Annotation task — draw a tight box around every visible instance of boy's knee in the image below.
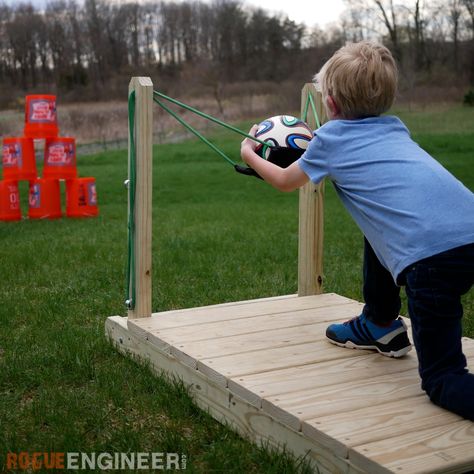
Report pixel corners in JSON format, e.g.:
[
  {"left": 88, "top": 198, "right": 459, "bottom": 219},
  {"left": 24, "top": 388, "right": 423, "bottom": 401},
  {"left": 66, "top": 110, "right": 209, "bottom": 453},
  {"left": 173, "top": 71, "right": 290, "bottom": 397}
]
[
  {"left": 421, "top": 376, "right": 444, "bottom": 406},
  {"left": 421, "top": 370, "right": 474, "bottom": 420}
]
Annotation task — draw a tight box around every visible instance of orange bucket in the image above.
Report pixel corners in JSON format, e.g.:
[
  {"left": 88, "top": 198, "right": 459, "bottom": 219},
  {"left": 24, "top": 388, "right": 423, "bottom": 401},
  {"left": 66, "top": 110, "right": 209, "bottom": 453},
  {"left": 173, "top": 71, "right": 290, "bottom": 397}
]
[
  {"left": 2, "top": 137, "right": 37, "bottom": 181},
  {"left": 0, "top": 180, "right": 21, "bottom": 221},
  {"left": 28, "top": 178, "right": 62, "bottom": 219},
  {"left": 66, "top": 177, "right": 98, "bottom": 217},
  {"left": 43, "top": 137, "right": 77, "bottom": 179},
  {"left": 24, "top": 95, "right": 59, "bottom": 138}
]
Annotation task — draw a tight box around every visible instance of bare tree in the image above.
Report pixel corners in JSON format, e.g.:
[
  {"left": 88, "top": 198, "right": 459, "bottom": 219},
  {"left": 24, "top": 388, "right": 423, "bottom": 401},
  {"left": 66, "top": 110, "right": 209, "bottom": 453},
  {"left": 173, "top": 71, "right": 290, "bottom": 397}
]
[
  {"left": 6, "top": 4, "right": 40, "bottom": 90},
  {"left": 0, "top": 0, "right": 472, "bottom": 101},
  {"left": 461, "top": 0, "right": 474, "bottom": 82},
  {"left": 412, "top": 0, "right": 427, "bottom": 70},
  {"left": 447, "top": 0, "right": 463, "bottom": 70},
  {"left": 463, "top": 0, "right": 474, "bottom": 36},
  {"left": 373, "top": 0, "right": 403, "bottom": 59}
]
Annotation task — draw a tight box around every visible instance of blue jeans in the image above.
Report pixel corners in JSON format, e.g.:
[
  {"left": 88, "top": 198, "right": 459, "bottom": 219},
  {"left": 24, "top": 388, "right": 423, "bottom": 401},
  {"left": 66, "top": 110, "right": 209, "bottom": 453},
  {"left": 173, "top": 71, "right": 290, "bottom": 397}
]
[{"left": 362, "top": 238, "right": 474, "bottom": 420}]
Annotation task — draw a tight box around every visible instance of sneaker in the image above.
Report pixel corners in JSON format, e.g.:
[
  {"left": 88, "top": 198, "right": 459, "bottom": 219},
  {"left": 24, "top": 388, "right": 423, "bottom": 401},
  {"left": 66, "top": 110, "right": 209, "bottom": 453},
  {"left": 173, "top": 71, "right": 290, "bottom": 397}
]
[{"left": 326, "top": 313, "right": 412, "bottom": 358}]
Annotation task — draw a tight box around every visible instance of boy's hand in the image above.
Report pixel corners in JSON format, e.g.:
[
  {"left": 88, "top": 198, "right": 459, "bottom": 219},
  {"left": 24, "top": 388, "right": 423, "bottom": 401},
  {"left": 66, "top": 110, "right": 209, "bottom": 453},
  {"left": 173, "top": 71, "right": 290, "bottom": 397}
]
[
  {"left": 238, "top": 123, "right": 309, "bottom": 192},
  {"left": 240, "top": 125, "right": 259, "bottom": 163}
]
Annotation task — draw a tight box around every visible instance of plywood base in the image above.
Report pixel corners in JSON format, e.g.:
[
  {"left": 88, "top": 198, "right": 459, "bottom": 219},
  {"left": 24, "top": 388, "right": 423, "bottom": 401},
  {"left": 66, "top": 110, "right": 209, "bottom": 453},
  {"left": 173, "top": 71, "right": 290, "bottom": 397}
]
[{"left": 105, "top": 293, "right": 474, "bottom": 474}]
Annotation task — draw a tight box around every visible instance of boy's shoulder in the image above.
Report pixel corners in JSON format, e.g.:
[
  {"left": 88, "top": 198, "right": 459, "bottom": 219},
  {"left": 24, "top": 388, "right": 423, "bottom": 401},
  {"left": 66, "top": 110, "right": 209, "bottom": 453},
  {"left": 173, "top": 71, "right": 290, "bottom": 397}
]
[
  {"left": 317, "top": 115, "right": 409, "bottom": 139},
  {"left": 321, "top": 115, "right": 404, "bottom": 128}
]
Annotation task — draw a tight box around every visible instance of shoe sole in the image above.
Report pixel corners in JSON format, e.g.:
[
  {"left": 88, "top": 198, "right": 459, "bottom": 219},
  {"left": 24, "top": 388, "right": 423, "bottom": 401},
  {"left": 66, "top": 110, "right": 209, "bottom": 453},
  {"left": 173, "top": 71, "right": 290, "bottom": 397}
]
[{"left": 326, "top": 337, "right": 412, "bottom": 358}]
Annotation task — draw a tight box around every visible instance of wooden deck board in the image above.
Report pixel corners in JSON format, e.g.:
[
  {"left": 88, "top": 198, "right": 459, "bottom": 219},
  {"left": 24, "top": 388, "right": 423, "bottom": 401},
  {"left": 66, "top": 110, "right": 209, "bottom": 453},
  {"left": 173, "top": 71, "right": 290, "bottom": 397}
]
[
  {"left": 158, "top": 302, "right": 362, "bottom": 349},
  {"left": 304, "top": 395, "right": 462, "bottom": 451},
  {"left": 199, "top": 340, "right": 373, "bottom": 387},
  {"left": 228, "top": 351, "right": 418, "bottom": 407},
  {"left": 135, "top": 293, "right": 355, "bottom": 330},
  {"left": 262, "top": 369, "right": 423, "bottom": 432},
  {"left": 136, "top": 302, "right": 362, "bottom": 346},
  {"left": 349, "top": 420, "right": 474, "bottom": 474},
  {"left": 106, "top": 293, "right": 474, "bottom": 474}
]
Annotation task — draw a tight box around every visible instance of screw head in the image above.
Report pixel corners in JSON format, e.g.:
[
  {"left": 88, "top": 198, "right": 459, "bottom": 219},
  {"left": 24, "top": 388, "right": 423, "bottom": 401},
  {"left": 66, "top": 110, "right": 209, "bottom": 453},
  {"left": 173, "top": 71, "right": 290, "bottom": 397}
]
[{"left": 124, "top": 179, "right": 130, "bottom": 188}]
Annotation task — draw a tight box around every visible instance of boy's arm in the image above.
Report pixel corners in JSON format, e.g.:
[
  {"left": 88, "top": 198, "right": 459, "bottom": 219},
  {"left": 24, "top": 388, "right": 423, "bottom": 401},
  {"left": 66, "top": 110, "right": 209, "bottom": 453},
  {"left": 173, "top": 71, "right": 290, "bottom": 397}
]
[{"left": 240, "top": 126, "right": 309, "bottom": 192}]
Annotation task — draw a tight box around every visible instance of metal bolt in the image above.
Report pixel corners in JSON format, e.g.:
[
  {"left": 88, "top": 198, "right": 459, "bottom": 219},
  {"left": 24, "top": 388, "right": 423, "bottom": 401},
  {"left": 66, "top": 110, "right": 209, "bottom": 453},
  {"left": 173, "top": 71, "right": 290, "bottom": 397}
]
[
  {"left": 125, "top": 299, "right": 133, "bottom": 309},
  {"left": 124, "top": 179, "right": 130, "bottom": 188}
]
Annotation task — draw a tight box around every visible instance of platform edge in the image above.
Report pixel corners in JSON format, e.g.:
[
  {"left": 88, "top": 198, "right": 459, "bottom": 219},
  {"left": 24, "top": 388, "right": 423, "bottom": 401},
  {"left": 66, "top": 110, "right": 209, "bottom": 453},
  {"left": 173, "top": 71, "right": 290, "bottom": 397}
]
[{"left": 105, "top": 315, "right": 367, "bottom": 474}]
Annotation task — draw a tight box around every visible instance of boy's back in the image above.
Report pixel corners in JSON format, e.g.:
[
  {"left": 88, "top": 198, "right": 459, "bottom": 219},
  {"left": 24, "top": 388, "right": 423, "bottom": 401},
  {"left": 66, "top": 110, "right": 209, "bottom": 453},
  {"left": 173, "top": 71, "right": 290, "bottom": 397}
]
[{"left": 299, "top": 114, "right": 474, "bottom": 280}]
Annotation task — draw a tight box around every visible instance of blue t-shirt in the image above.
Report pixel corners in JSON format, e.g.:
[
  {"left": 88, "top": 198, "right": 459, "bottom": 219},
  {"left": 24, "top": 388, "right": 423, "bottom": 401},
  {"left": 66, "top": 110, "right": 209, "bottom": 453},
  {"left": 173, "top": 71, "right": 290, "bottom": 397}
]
[{"left": 297, "top": 115, "right": 474, "bottom": 281}]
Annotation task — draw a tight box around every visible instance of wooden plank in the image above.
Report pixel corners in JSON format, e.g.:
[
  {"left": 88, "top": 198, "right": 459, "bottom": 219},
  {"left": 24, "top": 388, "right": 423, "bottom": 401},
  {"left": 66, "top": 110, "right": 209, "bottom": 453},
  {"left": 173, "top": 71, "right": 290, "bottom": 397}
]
[
  {"left": 127, "top": 77, "right": 153, "bottom": 319},
  {"left": 105, "top": 315, "right": 364, "bottom": 474},
  {"left": 228, "top": 345, "right": 417, "bottom": 408},
  {"left": 170, "top": 303, "right": 363, "bottom": 362},
  {"left": 229, "top": 332, "right": 471, "bottom": 413},
  {"left": 131, "top": 293, "right": 355, "bottom": 331},
  {"left": 167, "top": 303, "right": 364, "bottom": 374},
  {"left": 197, "top": 340, "right": 373, "bottom": 389},
  {"left": 262, "top": 370, "right": 423, "bottom": 432},
  {"left": 265, "top": 341, "right": 474, "bottom": 435},
  {"left": 304, "top": 395, "right": 463, "bottom": 452},
  {"left": 151, "top": 294, "right": 297, "bottom": 319},
  {"left": 140, "top": 301, "right": 363, "bottom": 347},
  {"left": 303, "top": 342, "right": 474, "bottom": 451},
  {"left": 298, "top": 83, "right": 328, "bottom": 297},
  {"left": 128, "top": 301, "right": 363, "bottom": 364},
  {"left": 349, "top": 420, "right": 474, "bottom": 474}
]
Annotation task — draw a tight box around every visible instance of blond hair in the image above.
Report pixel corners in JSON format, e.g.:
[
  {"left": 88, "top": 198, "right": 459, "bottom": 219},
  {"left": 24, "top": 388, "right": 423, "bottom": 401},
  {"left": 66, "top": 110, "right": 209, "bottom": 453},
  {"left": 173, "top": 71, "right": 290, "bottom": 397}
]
[{"left": 315, "top": 41, "right": 398, "bottom": 119}]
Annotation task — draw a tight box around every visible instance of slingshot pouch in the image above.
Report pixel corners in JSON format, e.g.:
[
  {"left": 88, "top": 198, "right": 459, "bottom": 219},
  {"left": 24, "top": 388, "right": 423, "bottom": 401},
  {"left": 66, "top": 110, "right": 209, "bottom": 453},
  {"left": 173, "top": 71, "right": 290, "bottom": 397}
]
[{"left": 235, "top": 147, "right": 305, "bottom": 180}]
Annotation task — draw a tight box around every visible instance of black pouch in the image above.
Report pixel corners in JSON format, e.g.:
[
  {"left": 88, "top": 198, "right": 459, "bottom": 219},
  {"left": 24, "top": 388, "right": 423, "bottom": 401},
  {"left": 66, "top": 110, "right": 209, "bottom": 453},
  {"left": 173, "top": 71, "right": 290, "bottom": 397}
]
[{"left": 235, "top": 147, "right": 305, "bottom": 179}]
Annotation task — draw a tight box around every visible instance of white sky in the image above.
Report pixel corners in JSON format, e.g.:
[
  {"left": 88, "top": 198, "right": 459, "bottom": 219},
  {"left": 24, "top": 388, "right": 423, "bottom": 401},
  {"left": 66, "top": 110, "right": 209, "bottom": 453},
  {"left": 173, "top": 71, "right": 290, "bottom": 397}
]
[
  {"left": 243, "top": 0, "right": 346, "bottom": 28},
  {"left": 7, "top": 0, "right": 346, "bottom": 28}
]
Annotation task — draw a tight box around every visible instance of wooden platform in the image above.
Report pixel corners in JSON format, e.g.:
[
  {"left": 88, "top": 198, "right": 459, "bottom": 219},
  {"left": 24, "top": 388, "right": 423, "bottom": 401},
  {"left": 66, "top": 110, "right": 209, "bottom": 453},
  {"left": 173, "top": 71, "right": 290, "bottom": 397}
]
[{"left": 105, "top": 293, "right": 474, "bottom": 474}]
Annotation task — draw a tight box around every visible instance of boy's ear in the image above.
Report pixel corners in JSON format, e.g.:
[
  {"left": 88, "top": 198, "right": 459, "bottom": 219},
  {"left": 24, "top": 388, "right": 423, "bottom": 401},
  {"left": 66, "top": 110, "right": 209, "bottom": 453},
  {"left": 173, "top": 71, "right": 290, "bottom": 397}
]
[{"left": 326, "top": 95, "right": 340, "bottom": 118}]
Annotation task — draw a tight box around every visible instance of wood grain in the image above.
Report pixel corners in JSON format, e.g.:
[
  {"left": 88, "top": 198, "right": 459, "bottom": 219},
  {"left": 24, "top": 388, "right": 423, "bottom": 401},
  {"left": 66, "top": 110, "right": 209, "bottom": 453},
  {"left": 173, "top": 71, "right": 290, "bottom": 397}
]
[{"left": 127, "top": 77, "right": 153, "bottom": 319}]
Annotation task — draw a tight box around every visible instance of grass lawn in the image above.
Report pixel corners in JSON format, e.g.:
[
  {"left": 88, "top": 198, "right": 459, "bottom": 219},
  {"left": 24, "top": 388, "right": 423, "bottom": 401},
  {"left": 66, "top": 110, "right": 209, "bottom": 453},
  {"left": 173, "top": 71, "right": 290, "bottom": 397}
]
[{"left": 0, "top": 104, "right": 473, "bottom": 473}]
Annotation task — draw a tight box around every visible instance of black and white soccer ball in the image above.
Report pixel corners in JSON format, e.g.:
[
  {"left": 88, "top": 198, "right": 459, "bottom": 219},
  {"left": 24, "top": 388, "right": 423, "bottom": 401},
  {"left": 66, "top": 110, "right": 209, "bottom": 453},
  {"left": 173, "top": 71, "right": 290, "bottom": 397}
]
[{"left": 255, "top": 115, "right": 313, "bottom": 160}]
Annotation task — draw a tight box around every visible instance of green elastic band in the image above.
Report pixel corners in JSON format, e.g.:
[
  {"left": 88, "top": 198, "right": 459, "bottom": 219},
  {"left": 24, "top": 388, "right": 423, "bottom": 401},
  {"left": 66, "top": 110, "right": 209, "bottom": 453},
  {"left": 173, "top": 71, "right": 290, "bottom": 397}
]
[
  {"left": 153, "top": 97, "right": 237, "bottom": 166},
  {"left": 302, "top": 92, "right": 321, "bottom": 128},
  {"left": 126, "top": 91, "right": 136, "bottom": 310},
  {"left": 153, "top": 90, "right": 270, "bottom": 147}
]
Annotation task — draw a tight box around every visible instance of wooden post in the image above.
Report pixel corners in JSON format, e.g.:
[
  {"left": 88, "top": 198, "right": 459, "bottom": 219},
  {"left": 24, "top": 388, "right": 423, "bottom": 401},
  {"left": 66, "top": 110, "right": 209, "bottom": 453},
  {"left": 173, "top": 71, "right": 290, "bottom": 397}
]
[
  {"left": 298, "top": 83, "right": 328, "bottom": 296},
  {"left": 128, "top": 77, "right": 153, "bottom": 319}
]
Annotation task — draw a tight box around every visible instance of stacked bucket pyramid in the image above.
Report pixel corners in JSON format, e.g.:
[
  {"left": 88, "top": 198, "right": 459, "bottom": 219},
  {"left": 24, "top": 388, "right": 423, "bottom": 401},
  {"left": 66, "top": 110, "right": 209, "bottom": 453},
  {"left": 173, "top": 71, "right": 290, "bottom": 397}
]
[{"left": 0, "top": 95, "right": 98, "bottom": 221}]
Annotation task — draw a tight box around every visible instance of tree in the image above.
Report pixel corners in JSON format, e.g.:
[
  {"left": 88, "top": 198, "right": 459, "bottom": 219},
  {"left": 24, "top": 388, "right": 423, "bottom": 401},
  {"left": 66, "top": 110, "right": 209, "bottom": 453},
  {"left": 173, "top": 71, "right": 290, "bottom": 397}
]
[
  {"left": 6, "top": 4, "right": 40, "bottom": 90},
  {"left": 411, "top": 0, "right": 428, "bottom": 70},
  {"left": 448, "top": 0, "right": 463, "bottom": 70},
  {"left": 463, "top": 0, "right": 474, "bottom": 37},
  {"left": 373, "top": 0, "right": 403, "bottom": 59},
  {"left": 461, "top": 0, "right": 474, "bottom": 82}
]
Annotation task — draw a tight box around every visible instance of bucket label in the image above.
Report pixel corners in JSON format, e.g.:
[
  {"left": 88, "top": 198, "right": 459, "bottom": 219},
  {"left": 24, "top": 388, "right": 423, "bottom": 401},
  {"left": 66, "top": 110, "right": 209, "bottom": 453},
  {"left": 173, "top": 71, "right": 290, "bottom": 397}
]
[
  {"left": 3, "top": 143, "right": 22, "bottom": 168},
  {"left": 29, "top": 99, "right": 56, "bottom": 123},
  {"left": 87, "top": 182, "right": 97, "bottom": 206},
  {"left": 7, "top": 184, "right": 19, "bottom": 210},
  {"left": 46, "top": 143, "right": 75, "bottom": 167},
  {"left": 29, "top": 184, "right": 41, "bottom": 209}
]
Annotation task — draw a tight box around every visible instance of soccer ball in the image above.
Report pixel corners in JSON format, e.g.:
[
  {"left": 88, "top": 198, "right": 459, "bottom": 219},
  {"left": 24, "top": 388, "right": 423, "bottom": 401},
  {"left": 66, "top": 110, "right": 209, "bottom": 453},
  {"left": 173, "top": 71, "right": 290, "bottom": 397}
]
[{"left": 255, "top": 115, "right": 313, "bottom": 160}]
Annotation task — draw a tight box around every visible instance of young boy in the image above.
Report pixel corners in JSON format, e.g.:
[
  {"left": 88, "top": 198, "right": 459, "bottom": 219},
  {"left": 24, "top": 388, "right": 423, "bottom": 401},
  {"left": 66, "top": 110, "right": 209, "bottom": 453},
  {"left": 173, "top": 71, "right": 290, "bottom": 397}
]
[{"left": 240, "top": 41, "right": 474, "bottom": 420}]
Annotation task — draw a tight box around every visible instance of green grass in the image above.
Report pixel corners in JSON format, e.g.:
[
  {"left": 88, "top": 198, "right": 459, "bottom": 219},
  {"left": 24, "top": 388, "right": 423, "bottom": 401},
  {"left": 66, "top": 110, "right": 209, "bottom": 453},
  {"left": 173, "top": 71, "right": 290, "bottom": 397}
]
[{"left": 0, "top": 104, "right": 473, "bottom": 473}]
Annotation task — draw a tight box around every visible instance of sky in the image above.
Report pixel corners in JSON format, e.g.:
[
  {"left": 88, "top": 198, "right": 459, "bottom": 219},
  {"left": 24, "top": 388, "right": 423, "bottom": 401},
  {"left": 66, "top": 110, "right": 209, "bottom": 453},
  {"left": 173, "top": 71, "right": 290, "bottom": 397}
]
[
  {"left": 6, "top": 0, "right": 346, "bottom": 28},
  {"left": 243, "top": 0, "right": 346, "bottom": 28}
]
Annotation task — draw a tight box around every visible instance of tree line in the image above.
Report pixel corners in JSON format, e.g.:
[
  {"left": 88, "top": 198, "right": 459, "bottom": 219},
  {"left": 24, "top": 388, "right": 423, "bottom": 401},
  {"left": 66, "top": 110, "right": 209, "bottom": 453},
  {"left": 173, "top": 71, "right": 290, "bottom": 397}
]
[{"left": 0, "top": 0, "right": 473, "bottom": 105}]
